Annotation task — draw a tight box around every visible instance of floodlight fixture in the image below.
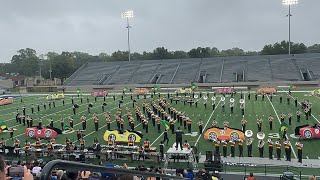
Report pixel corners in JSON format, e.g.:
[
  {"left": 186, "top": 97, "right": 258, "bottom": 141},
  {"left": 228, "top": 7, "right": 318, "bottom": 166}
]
[
  {"left": 121, "top": 10, "right": 134, "bottom": 19},
  {"left": 282, "top": 0, "right": 298, "bottom": 5}
]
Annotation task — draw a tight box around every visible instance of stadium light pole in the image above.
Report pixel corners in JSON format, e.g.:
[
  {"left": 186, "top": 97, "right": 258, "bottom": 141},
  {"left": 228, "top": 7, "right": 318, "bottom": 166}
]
[
  {"left": 121, "top": 10, "right": 134, "bottom": 61},
  {"left": 282, "top": 0, "right": 298, "bottom": 55}
]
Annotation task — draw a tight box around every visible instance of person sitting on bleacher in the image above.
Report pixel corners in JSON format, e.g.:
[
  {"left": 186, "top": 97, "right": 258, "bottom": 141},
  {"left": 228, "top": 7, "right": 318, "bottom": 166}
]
[{"left": 128, "top": 138, "right": 134, "bottom": 146}]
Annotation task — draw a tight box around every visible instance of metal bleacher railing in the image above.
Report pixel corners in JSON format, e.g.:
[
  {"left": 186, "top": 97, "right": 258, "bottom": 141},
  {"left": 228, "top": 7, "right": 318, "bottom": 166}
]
[{"left": 40, "top": 159, "right": 188, "bottom": 180}]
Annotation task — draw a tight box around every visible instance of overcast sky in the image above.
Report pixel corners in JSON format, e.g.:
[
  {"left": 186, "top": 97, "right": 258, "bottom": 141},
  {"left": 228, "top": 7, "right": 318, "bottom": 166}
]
[{"left": 0, "top": 0, "right": 319, "bottom": 62}]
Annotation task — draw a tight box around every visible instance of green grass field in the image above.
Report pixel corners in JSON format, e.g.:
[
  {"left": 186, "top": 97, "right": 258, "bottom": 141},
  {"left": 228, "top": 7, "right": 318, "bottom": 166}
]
[{"left": 1, "top": 89, "right": 320, "bottom": 161}]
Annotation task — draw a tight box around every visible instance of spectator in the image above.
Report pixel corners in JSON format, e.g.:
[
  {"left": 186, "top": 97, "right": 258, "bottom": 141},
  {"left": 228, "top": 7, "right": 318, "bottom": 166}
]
[
  {"left": 122, "top": 163, "right": 128, "bottom": 169},
  {"left": 31, "top": 162, "right": 42, "bottom": 177},
  {"left": 80, "top": 170, "right": 91, "bottom": 179},
  {"left": 309, "top": 175, "right": 317, "bottom": 180},
  {"left": 247, "top": 172, "right": 256, "bottom": 180},
  {"left": 56, "top": 170, "right": 64, "bottom": 180},
  {"left": 0, "top": 155, "right": 34, "bottom": 180},
  {"left": 186, "top": 169, "right": 194, "bottom": 180},
  {"left": 213, "top": 170, "right": 221, "bottom": 179}
]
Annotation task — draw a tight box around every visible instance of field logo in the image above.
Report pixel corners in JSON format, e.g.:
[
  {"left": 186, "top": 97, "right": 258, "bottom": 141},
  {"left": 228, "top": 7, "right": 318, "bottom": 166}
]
[{"left": 268, "top": 133, "right": 280, "bottom": 139}]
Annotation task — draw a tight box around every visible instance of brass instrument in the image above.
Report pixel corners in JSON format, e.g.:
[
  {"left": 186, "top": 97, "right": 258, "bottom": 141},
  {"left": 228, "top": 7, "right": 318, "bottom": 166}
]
[
  {"left": 211, "top": 96, "right": 216, "bottom": 101},
  {"left": 221, "top": 97, "right": 225, "bottom": 102},
  {"left": 230, "top": 98, "right": 235, "bottom": 103},
  {"left": 194, "top": 94, "right": 199, "bottom": 99},
  {"left": 295, "top": 142, "right": 303, "bottom": 148},
  {"left": 267, "top": 138, "right": 274, "bottom": 145},
  {"left": 203, "top": 95, "right": 208, "bottom": 100},
  {"left": 246, "top": 138, "right": 253, "bottom": 146},
  {"left": 257, "top": 132, "right": 265, "bottom": 140},
  {"left": 245, "top": 130, "right": 253, "bottom": 138},
  {"left": 258, "top": 139, "right": 265, "bottom": 148}
]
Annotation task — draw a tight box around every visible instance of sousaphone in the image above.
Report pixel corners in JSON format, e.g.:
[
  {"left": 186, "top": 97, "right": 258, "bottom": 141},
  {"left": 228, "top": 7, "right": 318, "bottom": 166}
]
[
  {"left": 221, "top": 97, "right": 225, "bottom": 101},
  {"left": 203, "top": 95, "right": 208, "bottom": 100},
  {"left": 245, "top": 130, "right": 253, "bottom": 137},
  {"left": 194, "top": 94, "right": 199, "bottom": 99},
  {"left": 257, "top": 132, "right": 265, "bottom": 140},
  {"left": 230, "top": 98, "right": 235, "bottom": 103},
  {"left": 211, "top": 96, "right": 216, "bottom": 101},
  {"left": 239, "top": 99, "right": 245, "bottom": 104}
]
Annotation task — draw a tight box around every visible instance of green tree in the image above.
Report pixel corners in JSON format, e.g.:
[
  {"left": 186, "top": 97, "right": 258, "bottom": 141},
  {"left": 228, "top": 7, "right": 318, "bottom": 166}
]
[
  {"left": 172, "top": 50, "right": 189, "bottom": 59},
  {"left": 221, "top": 47, "right": 245, "bottom": 56},
  {"left": 11, "top": 48, "right": 39, "bottom": 76},
  {"left": 307, "top": 44, "right": 320, "bottom": 53},
  {"left": 188, "top": 47, "right": 210, "bottom": 58},
  {"left": 261, "top": 41, "right": 307, "bottom": 55},
  {"left": 111, "top": 51, "right": 129, "bottom": 61},
  {"left": 152, "top": 47, "right": 173, "bottom": 59}
]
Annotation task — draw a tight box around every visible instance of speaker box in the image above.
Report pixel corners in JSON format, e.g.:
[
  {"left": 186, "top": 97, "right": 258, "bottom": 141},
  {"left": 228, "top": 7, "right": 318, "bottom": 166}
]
[{"left": 206, "top": 151, "right": 212, "bottom": 161}]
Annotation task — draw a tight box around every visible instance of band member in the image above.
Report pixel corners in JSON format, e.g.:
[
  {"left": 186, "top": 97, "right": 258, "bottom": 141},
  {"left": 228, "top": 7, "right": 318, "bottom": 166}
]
[
  {"left": 156, "top": 118, "right": 161, "bottom": 133},
  {"left": 87, "top": 96, "right": 90, "bottom": 103},
  {"left": 238, "top": 139, "right": 243, "bottom": 157},
  {"left": 0, "top": 138, "right": 5, "bottom": 153},
  {"left": 71, "top": 97, "right": 74, "bottom": 105},
  {"left": 276, "top": 140, "right": 282, "bottom": 160},
  {"left": 49, "top": 101, "right": 51, "bottom": 109},
  {"left": 257, "top": 117, "right": 262, "bottom": 132},
  {"left": 144, "top": 139, "right": 150, "bottom": 151},
  {"left": 53, "top": 101, "right": 56, "bottom": 108},
  {"left": 170, "top": 118, "right": 175, "bottom": 134},
  {"left": 280, "top": 95, "right": 283, "bottom": 103},
  {"left": 230, "top": 99, "right": 234, "bottom": 113},
  {"left": 187, "top": 118, "right": 192, "bottom": 133},
  {"left": 223, "top": 120, "right": 229, "bottom": 129},
  {"left": 294, "top": 97, "right": 298, "bottom": 107},
  {"left": 222, "top": 140, "right": 227, "bottom": 157},
  {"left": 268, "top": 115, "right": 274, "bottom": 130},
  {"left": 138, "top": 145, "right": 145, "bottom": 161},
  {"left": 107, "top": 138, "right": 114, "bottom": 146},
  {"left": 183, "top": 117, "right": 187, "bottom": 130},
  {"left": 80, "top": 115, "right": 86, "bottom": 130},
  {"left": 94, "top": 114, "right": 99, "bottom": 131},
  {"left": 214, "top": 139, "right": 220, "bottom": 154},
  {"left": 246, "top": 138, "right": 253, "bottom": 157},
  {"left": 296, "top": 110, "right": 301, "bottom": 123},
  {"left": 221, "top": 100, "right": 225, "bottom": 112},
  {"left": 35, "top": 137, "right": 41, "bottom": 147},
  {"left": 305, "top": 108, "right": 309, "bottom": 120},
  {"left": 287, "top": 95, "right": 290, "bottom": 104},
  {"left": 288, "top": 113, "right": 292, "bottom": 125},
  {"left": 62, "top": 99, "right": 65, "bottom": 106},
  {"left": 69, "top": 117, "right": 74, "bottom": 128},
  {"left": 270, "top": 93, "right": 273, "bottom": 102},
  {"left": 65, "top": 137, "right": 70, "bottom": 146},
  {"left": 195, "top": 101, "right": 198, "bottom": 108},
  {"left": 204, "top": 100, "right": 207, "bottom": 109},
  {"left": 198, "top": 120, "right": 203, "bottom": 134},
  {"left": 26, "top": 115, "right": 31, "bottom": 128},
  {"left": 72, "top": 105, "right": 76, "bottom": 115},
  {"left": 9, "top": 128, "right": 14, "bottom": 140},
  {"left": 162, "top": 129, "right": 169, "bottom": 145},
  {"left": 175, "top": 127, "right": 183, "bottom": 150},
  {"left": 248, "top": 93, "right": 251, "bottom": 100},
  {"left": 212, "top": 120, "right": 218, "bottom": 128},
  {"left": 24, "top": 140, "right": 31, "bottom": 151},
  {"left": 284, "top": 140, "right": 291, "bottom": 161},
  {"left": 296, "top": 140, "right": 303, "bottom": 163},
  {"left": 43, "top": 103, "right": 46, "bottom": 110},
  {"left": 159, "top": 141, "right": 164, "bottom": 160},
  {"left": 262, "top": 93, "right": 265, "bottom": 101},
  {"left": 60, "top": 118, "right": 64, "bottom": 130},
  {"left": 50, "top": 118, "right": 54, "bottom": 127},
  {"left": 80, "top": 138, "right": 85, "bottom": 150},
  {"left": 87, "top": 104, "right": 91, "bottom": 114},
  {"left": 16, "top": 113, "right": 21, "bottom": 124},
  {"left": 282, "top": 127, "right": 287, "bottom": 140},
  {"left": 241, "top": 117, "right": 247, "bottom": 132},
  {"left": 212, "top": 100, "right": 216, "bottom": 110},
  {"left": 77, "top": 129, "right": 82, "bottom": 140},
  {"left": 128, "top": 138, "right": 134, "bottom": 146},
  {"left": 255, "top": 93, "right": 258, "bottom": 101},
  {"left": 14, "top": 139, "right": 20, "bottom": 157},
  {"left": 106, "top": 117, "right": 111, "bottom": 131},
  {"left": 50, "top": 138, "right": 55, "bottom": 145},
  {"left": 258, "top": 139, "right": 265, "bottom": 158},
  {"left": 47, "top": 141, "right": 53, "bottom": 151},
  {"left": 268, "top": 139, "right": 274, "bottom": 160},
  {"left": 280, "top": 113, "right": 286, "bottom": 123},
  {"left": 31, "top": 104, "right": 34, "bottom": 114},
  {"left": 183, "top": 140, "right": 190, "bottom": 149},
  {"left": 37, "top": 103, "right": 40, "bottom": 112},
  {"left": 22, "top": 115, "right": 26, "bottom": 126},
  {"left": 230, "top": 140, "right": 235, "bottom": 157}
]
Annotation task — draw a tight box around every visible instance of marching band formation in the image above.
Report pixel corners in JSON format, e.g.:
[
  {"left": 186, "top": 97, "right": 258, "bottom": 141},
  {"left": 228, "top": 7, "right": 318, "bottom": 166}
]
[{"left": 0, "top": 90, "right": 310, "bottom": 164}]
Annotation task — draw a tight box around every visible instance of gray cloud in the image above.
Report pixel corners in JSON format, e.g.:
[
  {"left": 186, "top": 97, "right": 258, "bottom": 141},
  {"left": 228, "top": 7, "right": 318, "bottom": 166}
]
[{"left": 0, "top": 0, "right": 319, "bottom": 62}]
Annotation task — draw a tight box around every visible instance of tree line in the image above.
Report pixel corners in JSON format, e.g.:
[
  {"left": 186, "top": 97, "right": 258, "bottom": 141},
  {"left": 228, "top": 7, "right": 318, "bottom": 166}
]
[{"left": 0, "top": 41, "right": 319, "bottom": 84}]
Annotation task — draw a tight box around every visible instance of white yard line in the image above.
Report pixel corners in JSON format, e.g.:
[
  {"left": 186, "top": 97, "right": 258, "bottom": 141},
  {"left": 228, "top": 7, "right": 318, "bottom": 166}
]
[
  {"left": 267, "top": 95, "right": 297, "bottom": 159},
  {"left": 194, "top": 100, "right": 221, "bottom": 146}
]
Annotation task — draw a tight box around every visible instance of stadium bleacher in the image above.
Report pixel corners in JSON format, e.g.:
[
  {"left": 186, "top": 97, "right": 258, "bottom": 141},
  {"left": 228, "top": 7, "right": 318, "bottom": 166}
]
[{"left": 64, "top": 53, "right": 320, "bottom": 86}]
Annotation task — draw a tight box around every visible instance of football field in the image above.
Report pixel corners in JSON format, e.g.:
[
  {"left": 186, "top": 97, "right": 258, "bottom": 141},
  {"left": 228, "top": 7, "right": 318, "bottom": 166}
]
[{"left": 0, "top": 89, "right": 320, "bottom": 161}]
